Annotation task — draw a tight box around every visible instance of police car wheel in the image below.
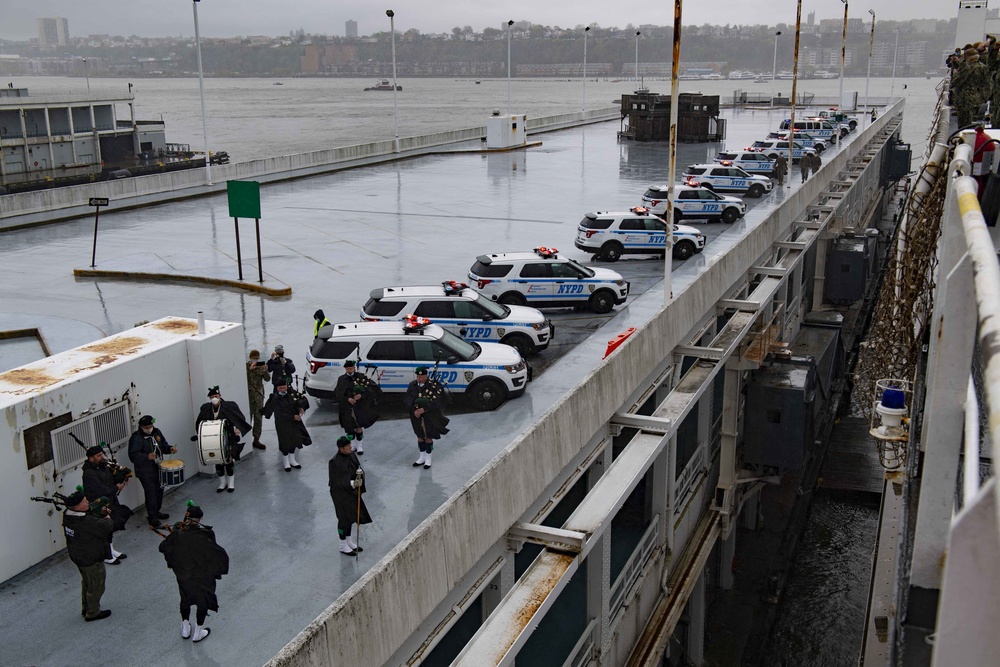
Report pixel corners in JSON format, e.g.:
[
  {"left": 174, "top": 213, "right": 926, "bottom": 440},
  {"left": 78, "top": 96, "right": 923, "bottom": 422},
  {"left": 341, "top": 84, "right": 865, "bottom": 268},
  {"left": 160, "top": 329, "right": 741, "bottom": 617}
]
[
  {"left": 498, "top": 291, "right": 527, "bottom": 306},
  {"left": 600, "top": 242, "right": 623, "bottom": 262},
  {"left": 747, "top": 184, "right": 765, "bottom": 198},
  {"left": 503, "top": 334, "right": 533, "bottom": 358},
  {"left": 673, "top": 209, "right": 682, "bottom": 224},
  {"left": 673, "top": 241, "right": 695, "bottom": 260},
  {"left": 721, "top": 208, "right": 739, "bottom": 224},
  {"left": 467, "top": 378, "right": 507, "bottom": 411},
  {"left": 589, "top": 290, "right": 615, "bottom": 314}
]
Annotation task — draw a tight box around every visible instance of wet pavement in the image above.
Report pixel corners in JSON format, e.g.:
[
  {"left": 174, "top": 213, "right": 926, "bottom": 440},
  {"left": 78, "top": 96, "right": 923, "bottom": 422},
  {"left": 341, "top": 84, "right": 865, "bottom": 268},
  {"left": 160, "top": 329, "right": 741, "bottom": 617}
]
[{"left": 0, "top": 108, "right": 863, "bottom": 667}]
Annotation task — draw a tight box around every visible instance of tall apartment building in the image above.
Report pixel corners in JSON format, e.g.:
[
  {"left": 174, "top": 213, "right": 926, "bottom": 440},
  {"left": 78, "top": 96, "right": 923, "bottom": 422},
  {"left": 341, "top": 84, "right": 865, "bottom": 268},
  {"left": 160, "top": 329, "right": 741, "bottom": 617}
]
[
  {"left": 37, "top": 17, "right": 69, "bottom": 47},
  {"left": 346, "top": 20, "right": 358, "bottom": 38}
]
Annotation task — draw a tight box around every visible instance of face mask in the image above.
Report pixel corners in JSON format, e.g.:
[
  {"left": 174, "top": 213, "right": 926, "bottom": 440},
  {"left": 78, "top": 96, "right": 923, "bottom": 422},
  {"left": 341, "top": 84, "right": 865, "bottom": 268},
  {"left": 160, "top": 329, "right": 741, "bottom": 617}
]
[
  {"left": 142, "top": 427, "right": 153, "bottom": 435},
  {"left": 210, "top": 397, "right": 221, "bottom": 406},
  {"left": 278, "top": 390, "right": 287, "bottom": 396}
]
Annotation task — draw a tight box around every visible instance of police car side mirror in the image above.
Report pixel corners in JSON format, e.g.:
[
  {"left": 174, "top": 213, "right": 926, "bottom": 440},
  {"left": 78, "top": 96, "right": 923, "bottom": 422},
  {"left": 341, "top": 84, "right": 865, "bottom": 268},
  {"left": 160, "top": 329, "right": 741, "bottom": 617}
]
[{"left": 447, "top": 356, "right": 461, "bottom": 364}]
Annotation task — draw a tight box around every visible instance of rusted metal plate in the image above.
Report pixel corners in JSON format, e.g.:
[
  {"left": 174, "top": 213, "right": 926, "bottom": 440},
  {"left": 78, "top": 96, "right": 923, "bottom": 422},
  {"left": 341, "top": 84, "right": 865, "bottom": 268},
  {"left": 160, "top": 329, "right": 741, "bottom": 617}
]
[{"left": 453, "top": 550, "right": 576, "bottom": 666}]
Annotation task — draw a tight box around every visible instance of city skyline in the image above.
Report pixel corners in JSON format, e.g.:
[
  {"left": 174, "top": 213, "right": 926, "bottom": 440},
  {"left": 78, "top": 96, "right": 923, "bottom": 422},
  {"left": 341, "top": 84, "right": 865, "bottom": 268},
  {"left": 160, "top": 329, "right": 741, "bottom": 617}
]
[{"left": 3, "top": 0, "right": 953, "bottom": 41}]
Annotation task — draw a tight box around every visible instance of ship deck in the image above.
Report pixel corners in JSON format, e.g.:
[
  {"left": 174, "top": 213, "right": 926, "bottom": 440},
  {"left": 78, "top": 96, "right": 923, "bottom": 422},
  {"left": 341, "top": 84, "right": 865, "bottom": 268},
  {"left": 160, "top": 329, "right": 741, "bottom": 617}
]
[{"left": 0, "top": 108, "right": 866, "bottom": 667}]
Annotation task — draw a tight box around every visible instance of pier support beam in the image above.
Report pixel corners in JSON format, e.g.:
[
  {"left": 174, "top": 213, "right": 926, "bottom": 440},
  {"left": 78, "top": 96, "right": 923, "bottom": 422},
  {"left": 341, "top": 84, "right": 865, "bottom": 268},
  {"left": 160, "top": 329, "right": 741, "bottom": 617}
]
[
  {"left": 719, "top": 530, "right": 736, "bottom": 591},
  {"left": 687, "top": 572, "right": 706, "bottom": 665}
]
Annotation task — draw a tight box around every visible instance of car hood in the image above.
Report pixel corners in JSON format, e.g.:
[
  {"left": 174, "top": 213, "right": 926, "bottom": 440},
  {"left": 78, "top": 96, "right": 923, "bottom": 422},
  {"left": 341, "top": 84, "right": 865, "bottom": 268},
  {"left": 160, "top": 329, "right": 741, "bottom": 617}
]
[
  {"left": 476, "top": 341, "right": 524, "bottom": 365},
  {"left": 504, "top": 304, "right": 547, "bottom": 324},
  {"left": 674, "top": 224, "right": 702, "bottom": 236},
  {"left": 590, "top": 267, "right": 625, "bottom": 281}
]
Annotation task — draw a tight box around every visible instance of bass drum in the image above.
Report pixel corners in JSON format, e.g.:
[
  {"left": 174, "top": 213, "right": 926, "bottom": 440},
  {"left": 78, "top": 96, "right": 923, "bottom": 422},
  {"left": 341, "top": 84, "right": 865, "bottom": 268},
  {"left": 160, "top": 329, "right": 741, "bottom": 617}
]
[{"left": 198, "top": 420, "right": 232, "bottom": 466}]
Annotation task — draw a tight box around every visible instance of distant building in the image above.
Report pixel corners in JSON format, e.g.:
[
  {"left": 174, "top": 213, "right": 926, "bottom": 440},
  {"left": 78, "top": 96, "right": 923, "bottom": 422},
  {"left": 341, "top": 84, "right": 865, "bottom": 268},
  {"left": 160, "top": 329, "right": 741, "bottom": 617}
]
[
  {"left": 807, "top": 11, "right": 815, "bottom": 26},
  {"left": 37, "top": 17, "right": 69, "bottom": 48},
  {"left": 346, "top": 20, "right": 358, "bottom": 38}
]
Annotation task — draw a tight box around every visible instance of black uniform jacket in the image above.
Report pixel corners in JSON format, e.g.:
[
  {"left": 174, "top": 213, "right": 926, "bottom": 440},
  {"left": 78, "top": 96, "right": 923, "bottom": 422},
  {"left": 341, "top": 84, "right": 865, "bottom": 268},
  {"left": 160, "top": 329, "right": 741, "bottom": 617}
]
[
  {"left": 260, "top": 389, "right": 312, "bottom": 454},
  {"left": 82, "top": 459, "right": 133, "bottom": 530},
  {"left": 196, "top": 400, "right": 252, "bottom": 460},
  {"left": 266, "top": 357, "right": 296, "bottom": 386},
  {"left": 404, "top": 379, "right": 450, "bottom": 440},
  {"left": 63, "top": 510, "right": 114, "bottom": 567},
  {"left": 333, "top": 372, "right": 380, "bottom": 430},
  {"left": 328, "top": 451, "right": 372, "bottom": 525},
  {"left": 159, "top": 523, "right": 230, "bottom": 612},
  {"left": 127, "top": 427, "right": 170, "bottom": 477}
]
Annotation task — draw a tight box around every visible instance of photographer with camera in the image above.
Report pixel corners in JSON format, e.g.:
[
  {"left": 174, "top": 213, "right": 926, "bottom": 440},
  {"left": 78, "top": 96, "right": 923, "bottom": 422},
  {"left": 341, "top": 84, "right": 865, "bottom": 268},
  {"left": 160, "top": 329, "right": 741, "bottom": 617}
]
[
  {"left": 82, "top": 445, "right": 132, "bottom": 563},
  {"left": 266, "top": 344, "right": 295, "bottom": 390},
  {"left": 62, "top": 487, "right": 114, "bottom": 621},
  {"left": 246, "top": 349, "right": 270, "bottom": 450}
]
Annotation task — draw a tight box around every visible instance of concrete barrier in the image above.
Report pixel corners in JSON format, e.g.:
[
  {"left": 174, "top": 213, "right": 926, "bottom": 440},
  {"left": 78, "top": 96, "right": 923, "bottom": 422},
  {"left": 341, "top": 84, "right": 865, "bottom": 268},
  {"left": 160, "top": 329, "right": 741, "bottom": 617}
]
[
  {"left": 0, "top": 108, "right": 618, "bottom": 231},
  {"left": 266, "top": 103, "right": 905, "bottom": 667}
]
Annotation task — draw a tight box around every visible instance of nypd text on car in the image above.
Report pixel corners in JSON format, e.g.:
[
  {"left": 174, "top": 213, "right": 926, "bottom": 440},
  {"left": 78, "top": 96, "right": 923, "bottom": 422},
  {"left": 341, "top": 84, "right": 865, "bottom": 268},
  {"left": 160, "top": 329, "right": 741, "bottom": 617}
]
[
  {"left": 681, "top": 163, "right": 773, "bottom": 198},
  {"left": 575, "top": 207, "right": 706, "bottom": 260},
  {"left": 641, "top": 183, "right": 747, "bottom": 224},
  {"left": 713, "top": 150, "right": 776, "bottom": 175}
]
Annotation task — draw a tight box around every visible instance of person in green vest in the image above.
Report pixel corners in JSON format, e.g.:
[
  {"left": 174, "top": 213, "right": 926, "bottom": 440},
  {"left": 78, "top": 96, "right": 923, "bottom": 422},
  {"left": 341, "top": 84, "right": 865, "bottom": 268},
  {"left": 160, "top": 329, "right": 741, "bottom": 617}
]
[{"left": 313, "top": 309, "right": 331, "bottom": 337}]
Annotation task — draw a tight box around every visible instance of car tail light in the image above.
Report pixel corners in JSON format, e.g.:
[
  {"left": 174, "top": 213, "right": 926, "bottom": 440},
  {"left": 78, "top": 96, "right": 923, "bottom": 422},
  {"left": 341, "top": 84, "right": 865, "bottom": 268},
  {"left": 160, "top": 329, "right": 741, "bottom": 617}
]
[
  {"left": 477, "top": 279, "right": 492, "bottom": 289},
  {"left": 651, "top": 199, "right": 661, "bottom": 206},
  {"left": 362, "top": 317, "right": 379, "bottom": 322},
  {"left": 309, "top": 361, "right": 325, "bottom": 374},
  {"left": 585, "top": 230, "right": 597, "bottom": 238}
]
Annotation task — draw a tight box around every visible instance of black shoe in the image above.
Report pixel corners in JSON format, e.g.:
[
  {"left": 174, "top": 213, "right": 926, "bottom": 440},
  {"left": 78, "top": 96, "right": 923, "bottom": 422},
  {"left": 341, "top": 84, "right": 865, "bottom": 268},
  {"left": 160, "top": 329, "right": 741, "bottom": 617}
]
[
  {"left": 412, "top": 461, "right": 422, "bottom": 467},
  {"left": 114, "top": 553, "right": 127, "bottom": 560},
  {"left": 157, "top": 512, "right": 169, "bottom": 520},
  {"left": 216, "top": 487, "right": 225, "bottom": 493},
  {"left": 149, "top": 520, "right": 163, "bottom": 529},
  {"left": 85, "top": 610, "right": 112, "bottom": 622},
  {"left": 284, "top": 466, "right": 291, "bottom": 472},
  {"left": 226, "top": 487, "right": 235, "bottom": 493},
  {"left": 252, "top": 441, "right": 266, "bottom": 450},
  {"left": 104, "top": 558, "right": 121, "bottom": 565},
  {"left": 292, "top": 463, "right": 302, "bottom": 469}
]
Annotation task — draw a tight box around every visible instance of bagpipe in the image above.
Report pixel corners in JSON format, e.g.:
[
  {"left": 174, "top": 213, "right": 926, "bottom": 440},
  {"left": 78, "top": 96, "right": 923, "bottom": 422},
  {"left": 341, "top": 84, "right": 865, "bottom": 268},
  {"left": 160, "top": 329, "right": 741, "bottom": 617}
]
[
  {"left": 68, "top": 433, "right": 133, "bottom": 484},
  {"left": 30, "top": 491, "right": 111, "bottom": 516},
  {"left": 149, "top": 519, "right": 201, "bottom": 539}
]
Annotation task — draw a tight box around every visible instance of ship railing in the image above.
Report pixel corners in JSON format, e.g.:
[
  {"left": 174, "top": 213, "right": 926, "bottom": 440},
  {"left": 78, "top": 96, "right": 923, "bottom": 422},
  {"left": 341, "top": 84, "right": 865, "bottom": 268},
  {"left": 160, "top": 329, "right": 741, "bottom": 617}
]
[
  {"left": 608, "top": 515, "right": 660, "bottom": 628},
  {"left": 921, "top": 129, "right": 1000, "bottom": 663},
  {"left": 561, "top": 618, "right": 596, "bottom": 667}
]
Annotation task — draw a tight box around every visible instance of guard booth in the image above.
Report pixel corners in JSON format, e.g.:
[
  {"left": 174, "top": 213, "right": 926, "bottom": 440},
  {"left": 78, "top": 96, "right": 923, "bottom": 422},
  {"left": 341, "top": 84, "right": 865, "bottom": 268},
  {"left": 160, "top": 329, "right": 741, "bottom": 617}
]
[
  {"left": 618, "top": 92, "right": 725, "bottom": 142},
  {"left": 486, "top": 112, "right": 527, "bottom": 150}
]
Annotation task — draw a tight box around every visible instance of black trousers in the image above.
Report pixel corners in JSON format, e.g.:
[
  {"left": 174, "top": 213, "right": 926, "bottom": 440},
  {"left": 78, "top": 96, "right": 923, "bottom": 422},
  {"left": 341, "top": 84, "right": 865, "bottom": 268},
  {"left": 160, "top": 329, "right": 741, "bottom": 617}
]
[{"left": 136, "top": 469, "right": 163, "bottom": 521}]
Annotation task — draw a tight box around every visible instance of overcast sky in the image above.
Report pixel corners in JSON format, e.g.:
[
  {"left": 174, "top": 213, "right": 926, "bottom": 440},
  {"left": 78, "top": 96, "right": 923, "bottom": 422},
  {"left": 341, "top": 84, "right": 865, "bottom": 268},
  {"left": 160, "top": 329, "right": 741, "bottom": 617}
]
[{"left": 3, "top": 0, "right": 953, "bottom": 41}]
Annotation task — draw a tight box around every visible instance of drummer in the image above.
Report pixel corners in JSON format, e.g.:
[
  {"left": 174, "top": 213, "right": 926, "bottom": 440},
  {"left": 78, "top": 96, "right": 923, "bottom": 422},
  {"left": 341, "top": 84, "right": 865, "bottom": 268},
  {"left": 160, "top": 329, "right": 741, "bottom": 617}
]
[
  {"left": 128, "top": 415, "right": 176, "bottom": 528},
  {"left": 195, "top": 386, "right": 252, "bottom": 494}
]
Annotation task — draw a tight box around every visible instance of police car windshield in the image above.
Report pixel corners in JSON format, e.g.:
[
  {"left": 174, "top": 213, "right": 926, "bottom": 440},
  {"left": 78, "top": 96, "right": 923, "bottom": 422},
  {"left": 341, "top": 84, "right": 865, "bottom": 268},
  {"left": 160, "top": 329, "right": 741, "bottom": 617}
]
[
  {"left": 438, "top": 328, "right": 480, "bottom": 360},
  {"left": 474, "top": 293, "right": 509, "bottom": 318},
  {"left": 566, "top": 259, "right": 594, "bottom": 277}
]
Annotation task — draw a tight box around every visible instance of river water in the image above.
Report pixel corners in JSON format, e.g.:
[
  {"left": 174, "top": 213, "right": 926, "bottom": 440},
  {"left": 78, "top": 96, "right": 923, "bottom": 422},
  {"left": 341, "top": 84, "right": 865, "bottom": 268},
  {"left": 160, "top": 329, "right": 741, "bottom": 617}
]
[
  {"left": 14, "top": 74, "right": 942, "bottom": 162},
  {"left": 11, "top": 73, "right": 940, "bottom": 665}
]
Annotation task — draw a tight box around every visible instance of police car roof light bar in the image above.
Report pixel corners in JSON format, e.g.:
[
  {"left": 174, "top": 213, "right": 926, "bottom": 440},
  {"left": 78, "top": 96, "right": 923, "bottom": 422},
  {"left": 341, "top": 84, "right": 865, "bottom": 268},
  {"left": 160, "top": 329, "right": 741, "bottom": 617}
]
[{"left": 534, "top": 246, "right": 558, "bottom": 258}]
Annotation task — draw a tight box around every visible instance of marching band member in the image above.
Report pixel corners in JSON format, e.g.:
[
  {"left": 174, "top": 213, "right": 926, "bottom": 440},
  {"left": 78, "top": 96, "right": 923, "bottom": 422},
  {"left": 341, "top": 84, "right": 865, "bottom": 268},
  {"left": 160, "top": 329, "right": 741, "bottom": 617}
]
[
  {"left": 62, "top": 488, "right": 114, "bottom": 622},
  {"left": 158, "top": 502, "right": 229, "bottom": 642},
  {"left": 328, "top": 436, "right": 372, "bottom": 556},
  {"left": 127, "top": 415, "right": 175, "bottom": 528},
  {"left": 82, "top": 446, "right": 132, "bottom": 563},
  {"left": 403, "top": 366, "right": 450, "bottom": 469},
  {"left": 260, "top": 375, "right": 311, "bottom": 471},
  {"left": 195, "top": 386, "right": 252, "bottom": 493},
  {"left": 333, "top": 360, "right": 380, "bottom": 454}
]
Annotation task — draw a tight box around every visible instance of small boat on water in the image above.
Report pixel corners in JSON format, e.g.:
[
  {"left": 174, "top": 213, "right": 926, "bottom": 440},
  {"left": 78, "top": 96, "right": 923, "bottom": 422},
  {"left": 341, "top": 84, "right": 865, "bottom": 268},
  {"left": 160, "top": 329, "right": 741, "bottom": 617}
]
[
  {"left": 475, "top": 79, "right": 481, "bottom": 84},
  {"left": 728, "top": 71, "right": 755, "bottom": 80},
  {"left": 273, "top": 82, "right": 284, "bottom": 86},
  {"left": 775, "top": 70, "right": 795, "bottom": 80},
  {"left": 755, "top": 74, "right": 773, "bottom": 83},
  {"left": 364, "top": 79, "right": 402, "bottom": 91}
]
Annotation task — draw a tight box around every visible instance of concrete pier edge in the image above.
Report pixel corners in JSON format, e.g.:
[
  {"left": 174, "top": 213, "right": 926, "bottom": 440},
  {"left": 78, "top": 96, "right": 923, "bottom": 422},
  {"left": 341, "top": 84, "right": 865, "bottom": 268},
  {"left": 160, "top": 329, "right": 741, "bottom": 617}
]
[{"left": 72, "top": 268, "right": 293, "bottom": 296}]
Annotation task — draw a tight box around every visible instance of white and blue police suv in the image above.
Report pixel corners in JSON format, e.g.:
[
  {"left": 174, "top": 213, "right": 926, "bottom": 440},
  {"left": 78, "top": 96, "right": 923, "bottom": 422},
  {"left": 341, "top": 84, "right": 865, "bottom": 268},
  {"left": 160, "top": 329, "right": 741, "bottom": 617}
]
[
  {"left": 468, "top": 246, "right": 629, "bottom": 314},
  {"left": 360, "top": 281, "right": 553, "bottom": 357},
  {"left": 574, "top": 207, "right": 706, "bottom": 261},
  {"left": 641, "top": 184, "right": 747, "bottom": 224},
  {"left": 305, "top": 317, "right": 528, "bottom": 410},
  {"left": 713, "top": 150, "right": 776, "bottom": 175},
  {"left": 681, "top": 163, "right": 773, "bottom": 198}
]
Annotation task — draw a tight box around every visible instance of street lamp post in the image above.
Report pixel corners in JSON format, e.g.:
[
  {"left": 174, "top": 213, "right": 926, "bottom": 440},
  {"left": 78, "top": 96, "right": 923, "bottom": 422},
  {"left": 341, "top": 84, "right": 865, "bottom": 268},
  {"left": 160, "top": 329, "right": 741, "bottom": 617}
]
[
  {"left": 771, "top": 30, "right": 782, "bottom": 101},
  {"left": 387, "top": 9, "right": 399, "bottom": 153},
  {"left": 192, "top": 0, "right": 211, "bottom": 184},
  {"left": 890, "top": 27, "right": 900, "bottom": 98},
  {"left": 665, "top": 0, "right": 684, "bottom": 305},
  {"left": 635, "top": 31, "right": 641, "bottom": 83},
  {"left": 837, "top": 0, "right": 847, "bottom": 140},
  {"left": 82, "top": 58, "right": 90, "bottom": 94},
  {"left": 865, "top": 9, "right": 875, "bottom": 111},
  {"left": 507, "top": 20, "right": 514, "bottom": 114},
  {"left": 583, "top": 26, "right": 590, "bottom": 111}
]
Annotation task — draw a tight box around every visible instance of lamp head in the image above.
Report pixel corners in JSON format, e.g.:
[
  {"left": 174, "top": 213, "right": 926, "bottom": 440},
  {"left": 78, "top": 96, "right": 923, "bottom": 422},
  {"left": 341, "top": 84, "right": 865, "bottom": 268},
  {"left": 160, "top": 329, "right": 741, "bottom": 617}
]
[
  {"left": 868, "top": 8, "right": 874, "bottom": 16},
  {"left": 776, "top": 30, "right": 782, "bottom": 36},
  {"left": 507, "top": 20, "right": 514, "bottom": 26},
  {"left": 636, "top": 31, "right": 641, "bottom": 36},
  {"left": 585, "top": 26, "right": 590, "bottom": 32},
  {"left": 386, "top": 9, "right": 394, "bottom": 18}
]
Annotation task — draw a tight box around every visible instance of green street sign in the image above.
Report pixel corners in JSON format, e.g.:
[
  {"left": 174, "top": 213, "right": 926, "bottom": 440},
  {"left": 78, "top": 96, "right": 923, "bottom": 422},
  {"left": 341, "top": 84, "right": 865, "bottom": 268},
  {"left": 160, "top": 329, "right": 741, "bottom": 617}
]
[{"left": 227, "top": 180, "right": 261, "bottom": 219}]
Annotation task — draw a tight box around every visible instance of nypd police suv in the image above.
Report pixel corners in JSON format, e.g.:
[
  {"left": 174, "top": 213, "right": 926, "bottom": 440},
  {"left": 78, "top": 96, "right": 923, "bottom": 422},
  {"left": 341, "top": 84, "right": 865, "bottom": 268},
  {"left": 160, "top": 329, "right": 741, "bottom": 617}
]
[
  {"left": 750, "top": 138, "right": 807, "bottom": 162},
  {"left": 360, "top": 281, "right": 553, "bottom": 357},
  {"left": 713, "top": 150, "right": 776, "bottom": 175},
  {"left": 681, "top": 163, "right": 773, "bottom": 198},
  {"left": 305, "top": 317, "right": 528, "bottom": 410},
  {"left": 574, "top": 207, "right": 706, "bottom": 260},
  {"left": 641, "top": 183, "right": 747, "bottom": 224},
  {"left": 468, "top": 246, "right": 629, "bottom": 314}
]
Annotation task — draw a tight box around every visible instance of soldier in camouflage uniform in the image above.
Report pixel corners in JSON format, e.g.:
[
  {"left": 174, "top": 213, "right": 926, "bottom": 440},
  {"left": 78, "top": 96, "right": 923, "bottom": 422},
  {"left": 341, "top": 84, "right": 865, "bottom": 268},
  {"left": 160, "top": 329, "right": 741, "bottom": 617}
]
[
  {"left": 246, "top": 349, "right": 270, "bottom": 449},
  {"left": 956, "top": 48, "right": 991, "bottom": 129},
  {"left": 989, "top": 39, "right": 1000, "bottom": 127}
]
